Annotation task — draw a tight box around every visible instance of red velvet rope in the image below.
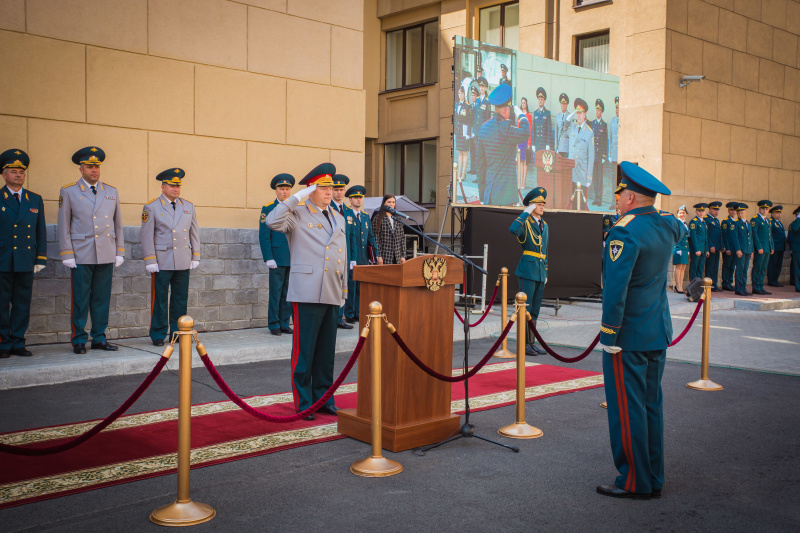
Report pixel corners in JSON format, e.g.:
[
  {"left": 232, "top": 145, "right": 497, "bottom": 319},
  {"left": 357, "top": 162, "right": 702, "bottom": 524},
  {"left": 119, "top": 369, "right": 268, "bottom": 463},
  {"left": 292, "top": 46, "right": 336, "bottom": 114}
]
[
  {"left": 390, "top": 318, "right": 515, "bottom": 383},
  {"left": 0, "top": 356, "right": 168, "bottom": 456},
  {"left": 669, "top": 298, "right": 704, "bottom": 347},
  {"left": 527, "top": 318, "right": 600, "bottom": 363},
  {"left": 199, "top": 336, "right": 366, "bottom": 423},
  {"left": 454, "top": 282, "right": 500, "bottom": 328}
]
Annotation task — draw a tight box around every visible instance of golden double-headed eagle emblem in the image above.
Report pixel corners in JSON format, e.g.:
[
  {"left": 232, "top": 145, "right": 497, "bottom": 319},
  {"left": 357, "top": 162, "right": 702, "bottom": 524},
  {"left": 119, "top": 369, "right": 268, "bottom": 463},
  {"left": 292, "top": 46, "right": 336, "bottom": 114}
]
[
  {"left": 422, "top": 257, "right": 447, "bottom": 292},
  {"left": 542, "top": 150, "right": 555, "bottom": 173}
]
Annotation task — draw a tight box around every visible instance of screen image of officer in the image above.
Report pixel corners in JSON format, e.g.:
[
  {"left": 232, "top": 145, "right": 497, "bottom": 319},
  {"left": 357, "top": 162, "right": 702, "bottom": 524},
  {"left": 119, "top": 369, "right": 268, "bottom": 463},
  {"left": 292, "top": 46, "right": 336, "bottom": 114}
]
[
  {"left": 750, "top": 200, "right": 775, "bottom": 295},
  {"left": 58, "top": 146, "right": 124, "bottom": 354},
  {"left": 140, "top": 168, "right": 200, "bottom": 346},
  {"left": 734, "top": 203, "right": 754, "bottom": 296},
  {"left": 260, "top": 173, "right": 295, "bottom": 337},
  {"left": 332, "top": 174, "right": 355, "bottom": 330},
  {"left": 532, "top": 87, "right": 554, "bottom": 153},
  {"left": 704, "top": 201, "right": 723, "bottom": 291},
  {"left": 473, "top": 77, "right": 492, "bottom": 198},
  {"left": 767, "top": 205, "right": 786, "bottom": 287},
  {"left": 343, "top": 185, "right": 379, "bottom": 324},
  {"left": 721, "top": 201, "right": 738, "bottom": 291},
  {"left": 554, "top": 93, "right": 571, "bottom": 158},
  {"left": 590, "top": 99, "right": 609, "bottom": 207},
  {"left": 0, "top": 149, "right": 46, "bottom": 358},
  {"left": 568, "top": 98, "right": 594, "bottom": 209},
  {"left": 609, "top": 96, "right": 619, "bottom": 169},
  {"left": 265, "top": 163, "right": 348, "bottom": 420}
]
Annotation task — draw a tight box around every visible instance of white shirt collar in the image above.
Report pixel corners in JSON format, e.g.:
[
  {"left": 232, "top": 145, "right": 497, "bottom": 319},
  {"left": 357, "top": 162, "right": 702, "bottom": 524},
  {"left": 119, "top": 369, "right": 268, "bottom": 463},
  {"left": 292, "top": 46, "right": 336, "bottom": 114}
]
[
  {"left": 80, "top": 177, "right": 100, "bottom": 190},
  {"left": 6, "top": 185, "right": 23, "bottom": 197}
]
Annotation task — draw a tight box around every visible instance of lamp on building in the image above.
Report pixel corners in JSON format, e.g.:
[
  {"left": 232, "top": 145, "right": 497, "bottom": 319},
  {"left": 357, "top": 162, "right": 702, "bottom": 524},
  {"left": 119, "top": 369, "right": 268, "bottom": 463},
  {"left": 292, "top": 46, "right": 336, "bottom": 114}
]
[{"left": 679, "top": 75, "right": 705, "bottom": 88}]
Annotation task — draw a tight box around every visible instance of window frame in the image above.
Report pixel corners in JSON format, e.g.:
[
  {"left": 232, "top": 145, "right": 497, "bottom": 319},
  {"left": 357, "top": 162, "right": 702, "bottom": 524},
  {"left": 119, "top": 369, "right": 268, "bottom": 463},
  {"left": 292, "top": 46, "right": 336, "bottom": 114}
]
[
  {"left": 573, "top": 0, "right": 613, "bottom": 9},
  {"left": 384, "top": 20, "right": 439, "bottom": 92},
  {"left": 478, "top": 1, "right": 519, "bottom": 48},
  {"left": 574, "top": 29, "right": 610, "bottom": 72},
  {"left": 383, "top": 138, "right": 438, "bottom": 206}
]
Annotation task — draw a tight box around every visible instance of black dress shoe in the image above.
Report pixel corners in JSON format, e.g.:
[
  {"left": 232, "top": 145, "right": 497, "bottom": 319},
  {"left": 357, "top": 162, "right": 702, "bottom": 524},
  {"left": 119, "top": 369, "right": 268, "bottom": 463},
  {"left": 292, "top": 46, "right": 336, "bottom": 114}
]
[
  {"left": 0, "top": 349, "right": 10, "bottom": 359},
  {"left": 280, "top": 327, "right": 293, "bottom": 334},
  {"left": 317, "top": 405, "right": 339, "bottom": 415},
  {"left": 767, "top": 282, "right": 782, "bottom": 287},
  {"left": 761, "top": 290, "right": 772, "bottom": 295},
  {"left": 735, "top": 291, "right": 751, "bottom": 296},
  {"left": 722, "top": 286, "right": 734, "bottom": 291},
  {"left": 73, "top": 343, "right": 86, "bottom": 354},
  {"left": 345, "top": 317, "right": 358, "bottom": 324},
  {"left": 152, "top": 339, "right": 165, "bottom": 346},
  {"left": 91, "top": 341, "right": 118, "bottom": 351},
  {"left": 525, "top": 344, "right": 539, "bottom": 356},
  {"left": 270, "top": 329, "right": 281, "bottom": 336},
  {"left": 10, "top": 347, "right": 32, "bottom": 357},
  {"left": 337, "top": 320, "right": 354, "bottom": 330},
  {"left": 596, "top": 484, "right": 651, "bottom": 500},
  {"left": 651, "top": 488, "right": 662, "bottom": 498},
  {"left": 710, "top": 287, "right": 721, "bottom": 292},
  {"left": 302, "top": 414, "right": 315, "bottom": 421}
]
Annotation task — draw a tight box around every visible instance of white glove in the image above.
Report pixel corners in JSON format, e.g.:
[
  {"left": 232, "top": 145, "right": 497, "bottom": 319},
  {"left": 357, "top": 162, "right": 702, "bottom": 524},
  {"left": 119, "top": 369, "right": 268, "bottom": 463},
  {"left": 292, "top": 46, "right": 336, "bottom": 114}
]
[
  {"left": 350, "top": 260, "right": 356, "bottom": 270},
  {"left": 114, "top": 256, "right": 124, "bottom": 267},
  {"left": 292, "top": 184, "right": 316, "bottom": 202},
  {"left": 190, "top": 261, "right": 199, "bottom": 270},
  {"left": 146, "top": 263, "right": 159, "bottom": 273},
  {"left": 34, "top": 264, "right": 46, "bottom": 274},
  {"left": 676, "top": 250, "right": 682, "bottom": 256},
  {"left": 266, "top": 259, "right": 278, "bottom": 269},
  {"left": 545, "top": 277, "right": 548, "bottom": 284},
  {"left": 524, "top": 204, "right": 535, "bottom": 214},
  {"left": 62, "top": 258, "right": 77, "bottom": 269},
  {"left": 601, "top": 344, "right": 622, "bottom": 353}
]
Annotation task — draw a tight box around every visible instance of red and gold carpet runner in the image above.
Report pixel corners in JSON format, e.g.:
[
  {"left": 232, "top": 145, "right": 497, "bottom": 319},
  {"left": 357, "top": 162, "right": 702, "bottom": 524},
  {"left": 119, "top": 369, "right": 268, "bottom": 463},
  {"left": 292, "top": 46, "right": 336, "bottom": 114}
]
[{"left": 0, "top": 361, "right": 602, "bottom": 508}]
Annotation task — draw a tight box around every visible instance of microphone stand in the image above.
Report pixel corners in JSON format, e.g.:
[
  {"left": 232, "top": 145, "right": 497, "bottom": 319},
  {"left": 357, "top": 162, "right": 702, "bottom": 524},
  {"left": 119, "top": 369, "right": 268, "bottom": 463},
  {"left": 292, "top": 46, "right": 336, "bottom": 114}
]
[{"left": 390, "top": 213, "right": 519, "bottom": 454}]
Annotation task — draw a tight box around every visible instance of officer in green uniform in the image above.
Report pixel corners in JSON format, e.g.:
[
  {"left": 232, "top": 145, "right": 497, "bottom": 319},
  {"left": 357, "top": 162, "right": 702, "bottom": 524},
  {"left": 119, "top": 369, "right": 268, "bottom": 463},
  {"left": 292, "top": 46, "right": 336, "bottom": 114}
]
[
  {"left": 603, "top": 209, "right": 619, "bottom": 241},
  {"left": 720, "top": 202, "right": 738, "bottom": 291},
  {"left": 750, "top": 200, "right": 774, "bottom": 295},
  {"left": 509, "top": 187, "right": 548, "bottom": 356},
  {"left": 343, "top": 185, "right": 380, "bottom": 323},
  {"left": 259, "top": 173, "right": 295, "bottom": 336},
  {"left": 0, "top": 149, "right": 46, "bottom": 358},
  {"left": 767, "top": 205, "right": 786, "bottom": 287},
  {"left": 688, "top": 203, "right": 708, "bottom": 281},
  {"left": 331, "top": 175, "right": 355, "bottom": 330},
  {"left": 734, "top": 203, "right": 754, "bottom": 296},
  {"left": 789, "top": 206, "right": 800, "bottom": 292},
  {"left": 597, "top": 161, "right": 685, "bottom": 500},
  {"left": 704, "top": 201, "right": 722, "bottom": 291}
]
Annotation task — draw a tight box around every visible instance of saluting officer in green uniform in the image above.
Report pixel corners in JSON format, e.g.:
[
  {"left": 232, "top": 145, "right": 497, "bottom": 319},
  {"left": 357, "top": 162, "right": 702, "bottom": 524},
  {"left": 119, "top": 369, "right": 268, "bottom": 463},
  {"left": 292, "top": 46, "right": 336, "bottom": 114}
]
[
  {"left": 0, "top": 149, "right": 46, "bottom": 358},
  {"left": 260, "top": 174, "right": 295, "bottom": 336},
  {"left": 343, "top": 185, "right": 380, "bottom": 323},
  {"left": 58, "top": 147, "right": 124, "bottom": 354},
  {"left": 509, "top": 187, "right": 548, "bottom": 356},
  {"left": 750, "top": 200, "right": 775, "bottom": 295},
  {"left": 141, "top": 168, "right": 200, "bottom": 346},
  {"left": 597, "top": 162, "right": 685, "bottom": 500},
  {"left": 331, "top": 175, "right": 354, "bottom": 330},
  {"left": 767, "top": 205, "right": 786, "bottom": 287},
  {"left": 734, "top": 203, "right": 754, "bottom": 296},
  {"left": 788, "top": 206, "right": 800, "bottom": 292},
  {"left": 720, "top": 201, "right": 738, "bottom": 291},
  {"left": 704, "top": 201, "right": 723, "bottom": 291},
  {"left": 688, "top": 203, "right": 708, "bottom": 281}
]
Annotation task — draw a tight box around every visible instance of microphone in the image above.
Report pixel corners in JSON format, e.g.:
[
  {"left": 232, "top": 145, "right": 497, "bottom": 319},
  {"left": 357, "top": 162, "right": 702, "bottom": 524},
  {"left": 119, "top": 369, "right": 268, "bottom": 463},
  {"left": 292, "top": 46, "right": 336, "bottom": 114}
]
[{"left": 385, "top": 206, "right": 412, "bottom": 220}]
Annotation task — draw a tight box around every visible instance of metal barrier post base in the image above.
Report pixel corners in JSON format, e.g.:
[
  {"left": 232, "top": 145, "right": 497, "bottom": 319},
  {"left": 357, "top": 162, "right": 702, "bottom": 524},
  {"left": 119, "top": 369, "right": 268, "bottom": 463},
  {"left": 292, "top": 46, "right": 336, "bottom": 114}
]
[
  {"left": 686, "top": 379, "right": 723, "bottom": 391},
  {"left": 351, "top": 456, "right": 404, "bottom": 478},
  {"left": 150, "top": 500, "right": 216, "bottom": 527},
  {"left": 498, "top": 422, "right": 543, "bottom": 439},
  {"left": 494, "top": 348, "right": 515, "bottom": 359}
]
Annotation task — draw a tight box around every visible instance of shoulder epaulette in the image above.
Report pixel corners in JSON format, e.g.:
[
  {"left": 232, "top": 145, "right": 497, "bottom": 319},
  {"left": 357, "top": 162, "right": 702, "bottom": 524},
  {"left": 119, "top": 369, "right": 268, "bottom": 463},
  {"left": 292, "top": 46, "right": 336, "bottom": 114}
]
[
  {"left": 660, "top": 211, "right": 674, "bottom": 217},
  {"left": 615, "top": 214, "right": 635, "bottom": 227},
  {"left": 62, "top": 182, "right": 76, "bottom": 189},
  {"left": 180, "top": 197, "right": 192, "bottom": 205},
  {"left": 147, "top": 197, "right": 160, "bottom": 205}
]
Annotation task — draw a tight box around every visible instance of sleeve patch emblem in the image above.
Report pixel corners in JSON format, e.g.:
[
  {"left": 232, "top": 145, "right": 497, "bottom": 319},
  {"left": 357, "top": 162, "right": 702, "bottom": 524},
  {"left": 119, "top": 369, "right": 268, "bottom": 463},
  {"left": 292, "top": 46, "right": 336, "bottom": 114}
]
[
  {"left": 142, "top": 210, "right": 149, "bottom": 223},
  {"left": 609, "top": 240, "right": 624, "bottom": 262},
  {"left": 260, "top": 213, "right": 266, "bottom": 224},
  {"left": 59, "top": 196, "right": 63, "bottom": 208},
  {"left": 690, "top": 223, "right": 695, "bottom": 229}
]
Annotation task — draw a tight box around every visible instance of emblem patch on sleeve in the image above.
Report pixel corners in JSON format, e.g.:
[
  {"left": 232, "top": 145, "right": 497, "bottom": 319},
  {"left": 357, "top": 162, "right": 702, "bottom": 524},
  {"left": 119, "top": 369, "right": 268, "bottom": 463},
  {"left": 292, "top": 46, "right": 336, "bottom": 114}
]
[
  {"left": 142, "top": 210, "right": 149, "bottom": 223},
  {"left": 59, "top": 196, "right": 63, "bottom": 208},
  {"left": 260, "top": 213, "right": 266, "bottom": 224},
  {"left": 690, "top": 223, "right": 695, "bottom": 229},
  {"left": 609, "top": 240, "right": 624, "bottom": 262}
]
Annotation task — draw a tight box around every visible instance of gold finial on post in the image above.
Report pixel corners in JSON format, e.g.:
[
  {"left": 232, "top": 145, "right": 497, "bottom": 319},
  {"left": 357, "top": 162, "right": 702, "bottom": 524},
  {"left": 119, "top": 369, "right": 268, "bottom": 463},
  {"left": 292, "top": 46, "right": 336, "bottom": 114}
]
[
  {"left": 351, "top": 302, "right": 403, "bottom": 477},
  {"left": 150, "top": 316, "right": 216, "bottom": 526},
  {"left": 498, "top": 293, "right": 543, "bottom": 439},
  {"left": 687, "top": 278, "right": 723, "bottom": 391},
  {"left": 494, "top": 268, "right": 515, "bottom": 358}
]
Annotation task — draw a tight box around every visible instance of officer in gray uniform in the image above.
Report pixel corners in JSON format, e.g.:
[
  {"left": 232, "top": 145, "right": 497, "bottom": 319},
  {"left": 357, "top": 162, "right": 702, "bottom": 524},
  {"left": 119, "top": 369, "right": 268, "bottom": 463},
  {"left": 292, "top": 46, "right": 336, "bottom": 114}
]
[
  {"left": 554, "top": 93, "right": 571, "bottom": 157},
  {"left": 266, "top": 163, "right": 348, "bottom": 420},
  {"left": 568, "top": 98, "right": 594, "bottom": 210},
  {"left": 58, "top": 147, "right": 124, "bottom": 354},
  {"left": 141, "top": 168, "right": 200, "bottom": 346}
]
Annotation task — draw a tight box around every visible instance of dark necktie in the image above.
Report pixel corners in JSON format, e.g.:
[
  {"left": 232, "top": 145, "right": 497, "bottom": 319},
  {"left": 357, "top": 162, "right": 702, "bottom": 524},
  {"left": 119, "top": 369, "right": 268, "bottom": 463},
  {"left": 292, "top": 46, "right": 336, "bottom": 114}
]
[
  {"left": 322, "top": 209, "right": 332, "bottom": 229},
  {"left": 539, "top": 219, "right": 544, "bottom": 233},
  {"left": 171, "top": 201, "right": 176, "bottom": 210},
  {"left": 337, "top": 204, "right": 344, "bottom": 216},
  {"left": 13, "top": 192, "right": 20, "bottom": 204},
  {"left": 91, "top": 185, "right": 97, "bottom": 195}
]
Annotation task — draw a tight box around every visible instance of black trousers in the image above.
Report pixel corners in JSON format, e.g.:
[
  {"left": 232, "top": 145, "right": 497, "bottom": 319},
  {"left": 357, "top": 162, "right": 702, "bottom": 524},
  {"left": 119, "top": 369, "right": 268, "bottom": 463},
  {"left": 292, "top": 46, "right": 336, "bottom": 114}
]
[
  {"left": 0, "top": 271, "right": 34, "bottom": 349},
  {"left": 767, "top": 250, "right": 784, "bottom": 284}
]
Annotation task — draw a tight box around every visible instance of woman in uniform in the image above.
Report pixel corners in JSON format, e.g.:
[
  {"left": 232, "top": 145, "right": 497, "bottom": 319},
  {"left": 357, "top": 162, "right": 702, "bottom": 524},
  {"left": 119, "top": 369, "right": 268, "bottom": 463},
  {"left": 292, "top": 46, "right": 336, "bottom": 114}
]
[{"left": 672, "top": 205, "right": 689, "bottom": 293}]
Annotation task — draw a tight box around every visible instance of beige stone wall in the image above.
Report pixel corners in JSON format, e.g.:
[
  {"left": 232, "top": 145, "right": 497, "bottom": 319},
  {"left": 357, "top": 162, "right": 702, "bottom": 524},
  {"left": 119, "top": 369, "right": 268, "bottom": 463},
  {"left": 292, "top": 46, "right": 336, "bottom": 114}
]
[{"left": 0, "top": 0, "right": 366, "bottom": 228}]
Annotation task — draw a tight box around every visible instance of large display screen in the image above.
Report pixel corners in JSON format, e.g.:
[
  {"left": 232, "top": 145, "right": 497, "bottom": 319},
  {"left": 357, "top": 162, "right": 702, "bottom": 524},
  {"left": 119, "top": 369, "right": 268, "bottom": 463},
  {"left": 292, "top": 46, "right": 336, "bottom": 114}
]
[{"left": 452, "top": 36, "right": 620, "bottom": 212}]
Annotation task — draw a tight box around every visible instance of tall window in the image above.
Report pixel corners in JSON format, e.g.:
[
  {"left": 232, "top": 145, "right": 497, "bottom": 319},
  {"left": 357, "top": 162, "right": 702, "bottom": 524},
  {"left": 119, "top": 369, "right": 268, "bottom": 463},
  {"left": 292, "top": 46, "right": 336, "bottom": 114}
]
[
  {"left": 384, "top": 140, "right": 437, "bottom": 204},
  {"left": 479, "top": 2, "right": 519, "bottom": 49},
  {"left": 576, "top": 31, "right": 610, "bottom": 73},
  {"left": 386, "top": 21, "right": 438, "bottom": 90}
]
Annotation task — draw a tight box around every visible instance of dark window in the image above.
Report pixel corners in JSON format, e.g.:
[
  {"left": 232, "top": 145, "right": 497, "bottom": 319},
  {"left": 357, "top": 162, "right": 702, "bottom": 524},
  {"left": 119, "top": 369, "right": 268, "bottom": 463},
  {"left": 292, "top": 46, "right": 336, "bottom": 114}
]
[
  {"left": 386, "top": 21, "right": 438, "bottom": 91},
  {"left": 573, "top": 0, "right": 613, "bottom": 9},
  {"left": 575, "top": 30, "right": 610, "bottom": 73},
  {"left": 479, "top": 1, "right": 519, "bottom": 49},
  {"left": 384, "top": 140, "right": 437, "bottom": 204}
]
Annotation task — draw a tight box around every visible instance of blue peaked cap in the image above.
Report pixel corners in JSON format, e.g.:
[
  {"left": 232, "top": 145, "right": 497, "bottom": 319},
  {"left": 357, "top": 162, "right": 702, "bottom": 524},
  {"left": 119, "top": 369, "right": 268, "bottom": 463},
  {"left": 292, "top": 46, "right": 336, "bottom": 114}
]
[
  {"left": 615, "top": 161, "right": 671, "bottom": 198},
  {"left": 488, "top": 84, "right": 513, "bottom": 106}
]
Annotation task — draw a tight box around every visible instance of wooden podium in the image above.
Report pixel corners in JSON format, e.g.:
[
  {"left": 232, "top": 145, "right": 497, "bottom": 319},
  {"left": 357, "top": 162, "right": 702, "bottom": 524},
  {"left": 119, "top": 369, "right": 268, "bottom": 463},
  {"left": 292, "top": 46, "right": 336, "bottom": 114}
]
[
  {"left": 337, "top": 255, "right": 463, "bottom": 452},
  {"left": 533, "top": 150, "right": 575, "bottom": 210}
]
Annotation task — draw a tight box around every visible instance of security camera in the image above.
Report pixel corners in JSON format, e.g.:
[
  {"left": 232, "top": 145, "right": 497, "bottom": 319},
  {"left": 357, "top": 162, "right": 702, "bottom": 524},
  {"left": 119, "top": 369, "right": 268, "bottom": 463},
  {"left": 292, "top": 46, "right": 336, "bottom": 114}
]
[{"left": 679, "top": 75, "right": 705, "bottom": 88}]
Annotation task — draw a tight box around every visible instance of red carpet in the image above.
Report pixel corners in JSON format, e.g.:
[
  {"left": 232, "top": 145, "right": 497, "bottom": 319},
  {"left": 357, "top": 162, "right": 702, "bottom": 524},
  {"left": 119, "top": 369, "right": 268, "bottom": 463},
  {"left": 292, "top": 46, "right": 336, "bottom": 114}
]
[{"left": 0, "top": 361, "right": 601, "bottom": 508}]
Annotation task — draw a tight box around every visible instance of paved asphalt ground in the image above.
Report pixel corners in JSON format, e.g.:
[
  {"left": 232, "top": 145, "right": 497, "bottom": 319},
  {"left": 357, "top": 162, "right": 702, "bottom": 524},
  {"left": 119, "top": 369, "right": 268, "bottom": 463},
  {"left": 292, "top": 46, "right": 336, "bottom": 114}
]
[{"left": 2, "top": 323, "right": 799, "bottom": 532}]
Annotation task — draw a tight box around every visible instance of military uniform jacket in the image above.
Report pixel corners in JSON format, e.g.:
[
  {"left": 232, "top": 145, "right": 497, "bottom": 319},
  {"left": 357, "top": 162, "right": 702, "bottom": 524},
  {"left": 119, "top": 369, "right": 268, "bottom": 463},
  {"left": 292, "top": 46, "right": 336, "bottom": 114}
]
[
  {"left": 770, "top": 217, "right": 786, "bottom": 251},
  {"left": 601, "top": 207, "right": 686, "bottom": 350},
  {"left": 472, "top": 96, "right": 491, "bottom": 135},
  {"left": 736, "top": 218, "right": 753, "bottom": 254},
  {"left": 592, "top": 118, "right": 609, "bottom": 162},
  {"left": 349, "top": 210, "right": 379, "bottom": 265},
  {"left": 721, "top": 216, "right": 736, "bottom": 251},
  {"left": 477, "top": 114, "right": 531, "bottom": 206},
  {"left": 568, "top": 123, "right": 594, "bottom": 186},
  {"left": 788, "top": 218, "right": 800, "bottom": 251},
  {"left": 259, "top": 199, "right": 290, "bottom": 266},
  {"left": 141, "top": 196, "right": 200, "bottom": 270},
  {"left": 333, "top": 201, "right": 355, "bottom": 265},
  {"left": 751, "top": 215, "right": 774, "bottom": 253},
  {"left": 554, "top": 111, "right": 572, "bottom": 154},
  {"left": 688, "top": 216, "right": 707, "bottom": 254},
  {"left": 58, "top": 179, "right": 124, "bottom": 264},
  {"left": 0, "top": 186, "right": 47, "bottom": 272},
  {"left": 509, "top": 212, "right": 548, "bottom": 282},
  {"left": 704, "top": 215, "right": 722, "bottom": 250},
  {"left": 532, "top": 107, "right": 553, "bottom": 150},
  {"left": 266, "top": 196, "right": 348, "bottom": 306},
  {"left": 609, "top": 116, "right": 619, "bottom": 162},
  {"left": 603, "top": 214, "right": 619, "bottom": 236}
]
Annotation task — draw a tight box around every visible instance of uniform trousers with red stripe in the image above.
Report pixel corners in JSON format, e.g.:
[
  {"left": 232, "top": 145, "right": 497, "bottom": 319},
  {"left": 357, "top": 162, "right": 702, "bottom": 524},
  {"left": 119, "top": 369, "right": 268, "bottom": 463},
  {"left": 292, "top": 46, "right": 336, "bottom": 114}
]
[
  {"left": 602, "top": 349, "right": 666, "bottom": 495},
  {"left": 291, "top": 302, "right": 339, "bottom": 412}
]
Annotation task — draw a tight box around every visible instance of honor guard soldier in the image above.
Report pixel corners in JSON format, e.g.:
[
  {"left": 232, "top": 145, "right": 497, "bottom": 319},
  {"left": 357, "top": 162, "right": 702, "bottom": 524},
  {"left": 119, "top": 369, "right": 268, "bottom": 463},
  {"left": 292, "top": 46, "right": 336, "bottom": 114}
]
[
  {"left": 767, "top": 205, "right": 786, "bottom": 287},
  {"left": 590, "top": 99, "right": 609, "bottom": 206},
  {"left": 704, "top": 201, "right": 723, "bottom": 291},
  {"left": 720, "top": 201, "right": 738, "bottom": 291},
  {"left": 509, "top": 187, "right": 549, "bottom": 356},
  {"left": 568, "top": 98, "right": 594, "bottom": 209},
  {"left": 141, "top": 169, "right": 200, "bottom": 346},
  {"left": 750, "top": 200, "right": 775, "bottom": 295},
  {"left": 688, "top": 203, "right": 709, "bottom": 281},
  {"left": 788, "top": 206, "right": 800, "bottom": 292},
  {"left": 58, "top": 147, "right": 124, "bottom": 354},
  {"left": 597, "top": 162, "right": 686, "bottom": 500},
  {"left": 532, "top": 87, "right": 554, "bottom": 152},
  {"left": 260, "top": 174, "right": 295, "bottom": 336},
  {"left": 555, "top": 93, "right": 571, "bottom": 157},
  {"left": 266, "top": 163, "right": 348, "bottom": 420},
  {"left": 734, "top": 203, "right": 754, "bottom": 296},
  {"left": 0, "top": 149, "right": 46, "bottom": 358},
  {"left": 343, "top": 185, "right": 379, "bottom": 323},
  {"left": 331, "top": 175, "right": 354, "bottom": 330},
  {"left": 609, "top": 96, "right": 619, "bottom": 166}
]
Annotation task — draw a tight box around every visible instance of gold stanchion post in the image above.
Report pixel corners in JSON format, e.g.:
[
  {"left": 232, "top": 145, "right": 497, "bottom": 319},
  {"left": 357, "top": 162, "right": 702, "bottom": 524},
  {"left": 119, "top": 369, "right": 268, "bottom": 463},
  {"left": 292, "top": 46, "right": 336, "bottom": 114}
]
[
  {"left": 687, "top": 278, "right": 723, "bottom": 391},
  {"left": 151, "top": 316, "right": 216, "bottom": 527},
  {"left": 495, "top": 268, "right": 515, "bottom": 358},
  {"left": 351, "top": 302, "right": 403, "bottom": 477},
  {"left": 498, "top": 293, "right": 543, "bottom": 439}
]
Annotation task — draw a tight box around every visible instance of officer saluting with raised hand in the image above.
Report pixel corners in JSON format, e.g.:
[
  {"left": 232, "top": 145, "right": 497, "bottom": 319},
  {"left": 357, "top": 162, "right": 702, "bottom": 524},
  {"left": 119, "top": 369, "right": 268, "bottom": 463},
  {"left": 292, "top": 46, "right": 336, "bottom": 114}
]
[
  {"left": 140, "top": 168, "right": 200, "bottom": 346},
  {"left": 58, "top": 147, "right": 124, "bottom": 354},
  {"left": 343, "top": 185, "right": 380, "bottom": 324},
  {"left": 0, "top": 149, "right": 47, "bottom": 358},
  {"left": 260, "top": 173, "right": 295, "bottom": 336},
  {"left": 597, "top": 162, "right": 686, "bottom": 500}
]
